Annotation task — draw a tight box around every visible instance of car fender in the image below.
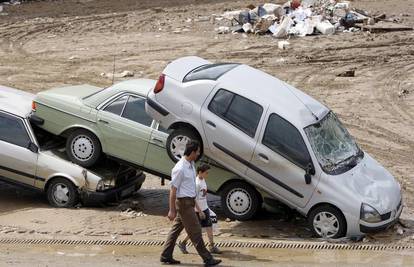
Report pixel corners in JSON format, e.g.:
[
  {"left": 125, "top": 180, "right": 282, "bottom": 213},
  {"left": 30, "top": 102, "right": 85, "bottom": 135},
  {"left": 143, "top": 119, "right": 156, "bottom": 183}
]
[
  {"left": 59, "top": 124, "right": 105, "bottom": 149},
  {"left": 45, "top": 172, "right": 83, "bottom": 189}
]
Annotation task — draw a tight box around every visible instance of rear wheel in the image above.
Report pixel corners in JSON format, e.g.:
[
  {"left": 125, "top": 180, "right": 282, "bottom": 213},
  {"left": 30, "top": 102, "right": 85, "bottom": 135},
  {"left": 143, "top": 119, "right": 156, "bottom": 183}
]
[
  {"left": 66, "top": 129, "right": 101, "bottom": 167},
  {"left": 308, "top": 205, "right": 347, "bottom": 238},
  {"left": 46, "top": 178, "right": 79, "bottom": 208},
  {"left": 166, "top": 128, "right": 202, "bottom": 162},
  {"left": 220, "top": 181, "right": 261, "bottom": 221}
]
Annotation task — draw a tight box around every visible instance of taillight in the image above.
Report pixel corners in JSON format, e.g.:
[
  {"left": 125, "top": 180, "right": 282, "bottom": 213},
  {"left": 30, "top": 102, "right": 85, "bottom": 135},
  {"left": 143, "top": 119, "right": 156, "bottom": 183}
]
[
  {"left": 32, "top": 101, "right": 36, "bottom": 111},
  {"left": 154, "top": 74, "right": 165, "bottom": 94}
]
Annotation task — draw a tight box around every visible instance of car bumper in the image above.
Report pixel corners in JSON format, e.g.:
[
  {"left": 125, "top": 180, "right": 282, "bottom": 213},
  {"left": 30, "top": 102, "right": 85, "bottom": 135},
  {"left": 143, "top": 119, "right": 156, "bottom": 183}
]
[
  {"left": 80, "top": 172, "right": 145, "bottom": 205},
  {"left": 359, "top": 204, "right": 403, "bottom": 233}
]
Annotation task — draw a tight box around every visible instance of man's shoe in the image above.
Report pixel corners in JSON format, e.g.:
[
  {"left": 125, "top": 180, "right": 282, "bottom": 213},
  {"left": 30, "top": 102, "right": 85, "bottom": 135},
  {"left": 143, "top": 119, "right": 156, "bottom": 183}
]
[
  {"left": 160, "top": 256, "right": 181, "bottom": 265},
  {"left": 208, "top": 244, "right": 222, "bottom": 254},
  {"left": 204, "top": 258, "right": 222, "bottom": 266},
  {"left": 177, "top": 241, "right": 189, "bottom": 254}
]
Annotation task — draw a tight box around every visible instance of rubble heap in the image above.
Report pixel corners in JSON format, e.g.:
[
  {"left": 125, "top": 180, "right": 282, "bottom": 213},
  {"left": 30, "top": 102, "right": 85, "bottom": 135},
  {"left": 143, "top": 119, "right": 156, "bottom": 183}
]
[{"left": 213, "top": 0, "right": 413, "bottom": 37}]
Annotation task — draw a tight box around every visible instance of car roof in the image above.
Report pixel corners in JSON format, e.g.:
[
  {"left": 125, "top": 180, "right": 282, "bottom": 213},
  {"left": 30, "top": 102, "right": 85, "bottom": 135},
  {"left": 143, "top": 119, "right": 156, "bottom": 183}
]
[
  {"left": 0, "top": 85, "right": 34, "bottom": 118},
  {"left": 216, "top": 64, "right": 329, "bottom": 129},
  {"left": 83, "top": 79, "right": 156, "bottom": 108}
]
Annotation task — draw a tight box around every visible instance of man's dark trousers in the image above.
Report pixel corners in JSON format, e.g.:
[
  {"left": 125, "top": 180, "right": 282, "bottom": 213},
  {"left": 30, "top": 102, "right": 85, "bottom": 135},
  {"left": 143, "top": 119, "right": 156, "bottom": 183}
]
[{"left": 161, "top": 197, "right": 212, "bottom": 261}]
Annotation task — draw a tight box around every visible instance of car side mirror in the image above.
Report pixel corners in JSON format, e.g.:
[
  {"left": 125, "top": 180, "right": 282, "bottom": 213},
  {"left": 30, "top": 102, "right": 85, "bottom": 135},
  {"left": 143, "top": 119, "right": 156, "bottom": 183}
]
[
  {"left": 304, "top": 163, "right": 315, "bottom": 185},
  {"left": 28, "top": 142, "right": 39, "bottom": 153}
]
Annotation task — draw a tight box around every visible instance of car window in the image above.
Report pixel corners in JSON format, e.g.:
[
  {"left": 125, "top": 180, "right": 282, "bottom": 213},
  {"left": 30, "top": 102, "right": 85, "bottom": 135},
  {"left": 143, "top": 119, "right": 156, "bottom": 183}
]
[
  {"left": 183, "top": 63, "right": 239, "bottom": 82},
  {"left": 208, "top": 89, "right": 234, "bottom": 116},
  {"left": 104, "top": 95, "right": 128, "bottom": 115},
  {"left": 0, "top": 113, "right": 31, "bottom": 148},
  {"left": 122, "top": 96, "right": 153, "bottom": 127},
  {"left": 208, "top": 89, "right": 263, "bottom": 138},
  {"left": 263, "top": 113, "right": 311, "bottom": 169}
]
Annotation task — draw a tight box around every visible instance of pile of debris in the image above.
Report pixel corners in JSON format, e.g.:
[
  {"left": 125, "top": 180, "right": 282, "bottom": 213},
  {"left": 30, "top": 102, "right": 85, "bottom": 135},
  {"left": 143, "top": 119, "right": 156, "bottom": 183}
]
[{"left": 213, "top": 0, "right": 413, "bottom": 37}]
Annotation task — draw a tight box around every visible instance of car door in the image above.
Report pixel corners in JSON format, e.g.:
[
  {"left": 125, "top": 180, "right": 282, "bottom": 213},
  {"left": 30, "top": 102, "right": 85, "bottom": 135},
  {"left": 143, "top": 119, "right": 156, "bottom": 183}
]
[
  {"left": 200, "top": 88, "right": 264, "bottom": 176},
  {"left": 0, "top": 111, "right": 38, "bottom": 186},
  {"left": 143, "top": 123, "right": 175, "bottom": 176},
  {"left": 246, "top": 112, "right": 319, "bottom": 208},
  {"left": 97, "top": 94, "right": 153, "bottom": 166}
]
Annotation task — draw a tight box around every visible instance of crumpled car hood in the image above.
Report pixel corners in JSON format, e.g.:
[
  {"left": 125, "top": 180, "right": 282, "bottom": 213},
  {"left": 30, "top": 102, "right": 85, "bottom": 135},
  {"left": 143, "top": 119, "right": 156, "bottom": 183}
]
[{"left": 343, "top": 153, "right": 401, "bottom": 214}]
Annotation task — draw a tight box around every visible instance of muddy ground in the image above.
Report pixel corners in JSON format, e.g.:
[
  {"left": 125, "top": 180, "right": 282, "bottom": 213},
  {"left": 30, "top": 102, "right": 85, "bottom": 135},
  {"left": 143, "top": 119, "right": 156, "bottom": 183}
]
[{"left": 0, "top": 0, "right": 413, "bottom": 245}]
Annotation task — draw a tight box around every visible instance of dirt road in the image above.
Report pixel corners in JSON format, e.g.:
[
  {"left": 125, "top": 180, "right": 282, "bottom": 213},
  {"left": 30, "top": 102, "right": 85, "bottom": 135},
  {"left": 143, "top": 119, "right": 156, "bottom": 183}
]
[{"left": 0, "top": 0, "right": 413, "bottom": 247}]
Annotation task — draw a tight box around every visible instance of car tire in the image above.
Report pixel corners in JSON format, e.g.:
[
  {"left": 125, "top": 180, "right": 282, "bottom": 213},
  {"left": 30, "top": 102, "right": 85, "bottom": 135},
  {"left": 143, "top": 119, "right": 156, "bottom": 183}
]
[
  {"left": 308, "top": 205, "right": 347, "bottom": 239},
  {"left": 46, "top": 178, "right": 79, "bottom": 208},
  {"left": 66, "top": 129, "right": 101, "bottom": 167},
  {"left": 220, "top": 181, "right": 261, "bottom": 221},
  {"left": 166, "top": 128, "right": 202, "bottom": 162}
]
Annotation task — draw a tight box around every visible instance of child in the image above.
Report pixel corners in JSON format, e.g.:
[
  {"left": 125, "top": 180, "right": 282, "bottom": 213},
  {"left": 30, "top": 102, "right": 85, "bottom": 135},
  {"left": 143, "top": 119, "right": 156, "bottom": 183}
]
[{"left": 177, "top": 164, "right": 221, "bottom": 254}]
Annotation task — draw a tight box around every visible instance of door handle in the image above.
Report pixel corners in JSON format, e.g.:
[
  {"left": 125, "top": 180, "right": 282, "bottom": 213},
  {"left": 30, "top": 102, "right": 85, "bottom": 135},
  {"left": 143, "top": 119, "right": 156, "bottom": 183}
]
[
  {"left": 151, "top": 137, "right": 164, "bottom": 143},
  {"left": 206, "top": 120, "right": 216, "bottom": 128},
  {"left": 258, "top": 153, "right": 269, "bottom": 161},
  {"left": 98, "top": 119, "right": 109, "bottom": 124}
]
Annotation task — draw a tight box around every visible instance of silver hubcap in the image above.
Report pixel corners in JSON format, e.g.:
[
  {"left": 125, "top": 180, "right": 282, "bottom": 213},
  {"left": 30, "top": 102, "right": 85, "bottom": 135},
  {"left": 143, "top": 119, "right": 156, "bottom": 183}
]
[
  {"left": 71, "top": 135, "right": 94, "bottom": 162},
  {"left": 226, "top": 188, "right": 251, "bottom": 216},
  {"left": 313, "top": 211, "right": 340, "bottom": 238},
  {"left": 52, "top": 183, "right": 70, "bottom": 205},
  {"left": 170, "top": 135, "right": 190, "bottom": 161}
]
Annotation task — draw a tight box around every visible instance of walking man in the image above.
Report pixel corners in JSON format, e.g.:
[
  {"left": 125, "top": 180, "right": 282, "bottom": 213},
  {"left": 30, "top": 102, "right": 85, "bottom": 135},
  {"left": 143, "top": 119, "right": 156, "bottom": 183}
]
[{"left": 160, "top": 140, "right": 222, "bottom": 266}]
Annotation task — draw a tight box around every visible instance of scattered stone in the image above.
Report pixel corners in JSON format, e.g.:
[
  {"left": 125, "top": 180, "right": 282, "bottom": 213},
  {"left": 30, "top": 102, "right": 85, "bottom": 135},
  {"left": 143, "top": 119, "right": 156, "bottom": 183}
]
[
  {"left": 225, "top": 218, "right": 233, "bottom": 222},
  {"left": 337, "top": 69, "right": 356, "bottom": 77},
  {"left": 68, "top": 55, "right": 79, "bottom": 60},
  {"left": 398, "top": 89, "right": 410, "bottom": 97},
  {"left": 397, "top": 227, "right": 404, "bottom": 235},
  {"left": 278, "top": 40, "right": 290, "bottom": 50},
  {"left": 101, "top": 70, "right": 134, "bottom": 79}
]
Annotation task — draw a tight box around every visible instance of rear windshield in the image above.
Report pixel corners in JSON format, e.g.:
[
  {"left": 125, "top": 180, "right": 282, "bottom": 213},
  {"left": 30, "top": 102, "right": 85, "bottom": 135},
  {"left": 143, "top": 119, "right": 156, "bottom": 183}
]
[{"left": 183, "top": 63, "right": 239, "bottom": 82}]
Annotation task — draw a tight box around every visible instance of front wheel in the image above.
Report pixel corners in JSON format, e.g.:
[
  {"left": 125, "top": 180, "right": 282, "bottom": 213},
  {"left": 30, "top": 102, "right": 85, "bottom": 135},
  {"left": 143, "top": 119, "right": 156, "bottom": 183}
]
[
  {"left": 220, "top": 181, "right": 261, "bottom": 221},
  {"left": 46, "top": 178, "right": 79, "bottom": 208},
  {"left": 308, "top": 205, "right": 347, "bottom": 239},
  {"left": 166, "top": 128, "right": 202, "bottom": 162}
]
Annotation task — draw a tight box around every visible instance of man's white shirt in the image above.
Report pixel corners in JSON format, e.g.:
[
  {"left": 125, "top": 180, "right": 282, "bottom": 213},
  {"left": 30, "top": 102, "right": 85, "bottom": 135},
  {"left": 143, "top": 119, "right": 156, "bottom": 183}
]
[{"left": 170, "top": 157, "right": 196, "bottom": 198}]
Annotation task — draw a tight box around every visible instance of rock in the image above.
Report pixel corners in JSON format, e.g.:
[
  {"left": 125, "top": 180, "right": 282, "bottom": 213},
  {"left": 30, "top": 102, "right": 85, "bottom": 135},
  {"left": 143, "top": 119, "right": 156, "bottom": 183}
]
[
  {"left": 242, "top": 23, "right": 253, "bottom": 33},
  {"left": 225, "top": 218, "right": 233, "bottom": 222},
  {"left": 398, "top": 89, "right": 410, "bottom": 97},
  {"left": 337, "top": 70, "right": 356, "bottom": 77},
  {"left": 68, "top": 55, "right": 79, "bottom": 60},
  {"left": 101, "top": 70, "right": 134, "bottom": 79},
  {"left": 278, "top": 40, "right": 290, "bottom": 50},
  {"left": 397, "top": 227, "right": 404, "bottom": 235}
]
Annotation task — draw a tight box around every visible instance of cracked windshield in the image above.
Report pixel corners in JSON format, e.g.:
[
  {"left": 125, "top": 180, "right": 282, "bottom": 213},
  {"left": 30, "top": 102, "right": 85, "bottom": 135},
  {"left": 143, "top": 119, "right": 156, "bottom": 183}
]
[{"left": 305, "top": 112, "right": 360, "bottom": 173}]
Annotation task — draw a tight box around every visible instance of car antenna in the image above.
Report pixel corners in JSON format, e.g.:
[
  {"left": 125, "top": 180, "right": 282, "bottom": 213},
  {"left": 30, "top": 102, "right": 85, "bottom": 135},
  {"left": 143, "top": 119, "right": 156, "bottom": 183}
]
[
  {"left": 284, "top": 84, "right": 319, "bottom": 121},
  {"left": 111, "top": 55, "right": 116, "bottom": 85}
]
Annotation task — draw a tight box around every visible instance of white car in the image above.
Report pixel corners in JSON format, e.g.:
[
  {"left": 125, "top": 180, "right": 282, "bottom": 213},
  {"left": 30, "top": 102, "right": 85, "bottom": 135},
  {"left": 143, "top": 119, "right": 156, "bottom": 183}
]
[{"left": 146, "top": 56, "right": 402, "bottom": 238}]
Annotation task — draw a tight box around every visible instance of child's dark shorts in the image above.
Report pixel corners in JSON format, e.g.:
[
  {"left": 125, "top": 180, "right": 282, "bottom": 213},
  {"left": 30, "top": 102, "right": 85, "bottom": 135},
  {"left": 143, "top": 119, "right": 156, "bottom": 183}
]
[{"left": 197, "top": 208, "right": 212, "bottom": 228}]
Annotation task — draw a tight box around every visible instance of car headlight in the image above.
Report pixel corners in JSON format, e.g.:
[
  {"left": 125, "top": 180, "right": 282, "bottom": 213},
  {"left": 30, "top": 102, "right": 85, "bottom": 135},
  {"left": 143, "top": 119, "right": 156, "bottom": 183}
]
[
  {"left": 360, "top": 203, "right": 382, "bottom": 223},
  {"left": 96, "top": 180, "right": 113, "bottom": 191}
]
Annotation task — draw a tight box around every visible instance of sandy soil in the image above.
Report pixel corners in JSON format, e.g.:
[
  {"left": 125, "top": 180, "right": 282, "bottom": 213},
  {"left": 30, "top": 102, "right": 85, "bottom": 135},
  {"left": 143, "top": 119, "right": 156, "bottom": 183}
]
[{"left": 0, "top": 0, "right": 413, "bottom": 245}]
